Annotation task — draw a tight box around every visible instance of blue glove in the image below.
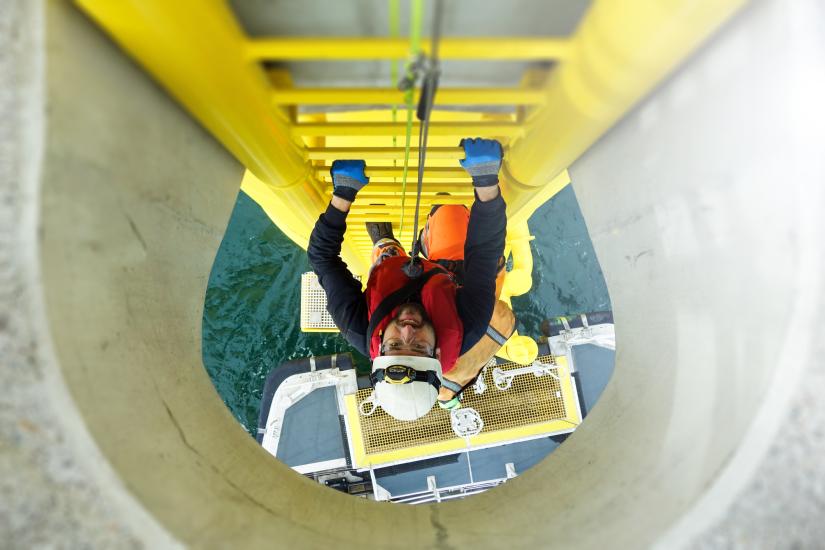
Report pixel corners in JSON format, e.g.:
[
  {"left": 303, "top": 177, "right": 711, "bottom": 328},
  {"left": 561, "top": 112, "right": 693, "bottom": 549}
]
[
  {"left": 459, "top": 138, "right": 503, "bottom": 187},
  {"left": 330, "top": 159, "right": 369, "bottom": 201}
]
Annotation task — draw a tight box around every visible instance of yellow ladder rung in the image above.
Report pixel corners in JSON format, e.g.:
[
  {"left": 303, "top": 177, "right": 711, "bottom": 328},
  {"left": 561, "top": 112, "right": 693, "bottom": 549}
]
[
  {"left": 307, "top": 147, "right": 465, "bottom": 160},
  {"left": 246, "top": 37, "right": 572, "bottom": 61},
  {"left": 294, "top": 121, "right": 521, "bottom": 137},
  {"left": 273, "top": 87, "right": 546, "bottom": 106},
  {"left": 319, "top": 167, "right": 468, "bottom": 179},
  {"left": 306, "top": 147, "right": 464, "bottom": 161},
  {"left": 324, "top": 182, "right": 473, "bottom": 194}
]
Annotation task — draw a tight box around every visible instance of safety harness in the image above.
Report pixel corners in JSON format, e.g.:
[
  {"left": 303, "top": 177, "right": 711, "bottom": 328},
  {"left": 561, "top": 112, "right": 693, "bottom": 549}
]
[{"left": 364, "top": 265, "right": 447, "bottom": 355}]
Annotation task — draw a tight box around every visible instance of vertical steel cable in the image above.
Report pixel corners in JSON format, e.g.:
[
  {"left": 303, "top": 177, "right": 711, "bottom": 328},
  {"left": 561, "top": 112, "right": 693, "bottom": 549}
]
[{"left": 406, "top": 0, "right": 444, "bottom": 270}]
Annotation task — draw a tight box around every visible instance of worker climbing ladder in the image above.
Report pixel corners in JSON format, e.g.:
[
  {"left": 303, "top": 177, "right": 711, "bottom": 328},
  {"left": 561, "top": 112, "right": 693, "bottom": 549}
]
[{"left": 75, "top": 0, "right": 744, "bottom": 364}]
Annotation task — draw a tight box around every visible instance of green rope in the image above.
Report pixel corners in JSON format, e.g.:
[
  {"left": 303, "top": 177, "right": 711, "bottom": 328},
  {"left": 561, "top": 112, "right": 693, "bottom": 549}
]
[
  {"left": 397, "top": 0, "right": 423, "bottom": 240},
  {"left": 389, "top": 0, "right": 400, "bottom": 153}
]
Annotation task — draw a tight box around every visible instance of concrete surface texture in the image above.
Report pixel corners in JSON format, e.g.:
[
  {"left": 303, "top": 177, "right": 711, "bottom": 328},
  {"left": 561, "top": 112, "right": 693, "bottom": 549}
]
[
  {"left": 0, "top": 1, "right": 172, "bottom": 547},
  {"left": 568, "top": 1, "right": 825, "bottom": 548},
  {"left": 693, "top": 312, "right": 825, "bottom": 549},
  {"left": 0, "top": 0, "right": 823, "bottom": 549}
]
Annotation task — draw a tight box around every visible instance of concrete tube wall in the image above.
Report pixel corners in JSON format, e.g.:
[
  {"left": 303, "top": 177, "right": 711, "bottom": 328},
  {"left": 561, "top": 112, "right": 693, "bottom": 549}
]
[{"left": 2, "top": 0, "right": 823, "bottom": 548}]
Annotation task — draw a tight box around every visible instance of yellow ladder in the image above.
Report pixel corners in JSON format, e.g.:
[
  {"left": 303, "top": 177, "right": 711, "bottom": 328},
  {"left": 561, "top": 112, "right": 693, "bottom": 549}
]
[{"left": 74, "top": 0, "right": 744, "bottom": 361}]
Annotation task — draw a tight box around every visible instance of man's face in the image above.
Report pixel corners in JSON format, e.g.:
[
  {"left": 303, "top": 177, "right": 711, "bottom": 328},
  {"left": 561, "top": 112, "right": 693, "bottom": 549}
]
[{"left": 381, "top": 303, "right": 438, "bottom": 357}]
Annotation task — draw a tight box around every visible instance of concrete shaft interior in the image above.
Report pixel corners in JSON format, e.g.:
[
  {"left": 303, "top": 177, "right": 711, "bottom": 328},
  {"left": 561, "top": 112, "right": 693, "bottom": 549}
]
[{"left": 5, "top": 0, "right": 823, "bottom": 548}]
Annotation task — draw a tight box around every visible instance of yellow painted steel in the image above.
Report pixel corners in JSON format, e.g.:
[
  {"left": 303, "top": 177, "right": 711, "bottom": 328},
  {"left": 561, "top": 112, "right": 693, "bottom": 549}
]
[
  {"left": 247, "top": 37, "right": 572, "bottom": 61},
  {"left": 294, "top": 121, "right": 521, "bottom": 138},
  {"left": 75, "top": 0, "right": 744, "bottom": 363},
  {"left": 345, "top": 356, "right": 580, "bottom": 469},
  {"left": 74, "top": 0, "right": 301, "bottom": 184},
  {"left": 334, "top": 182, "right": 473, "bottom": 194},
  {"left": 496, "top": 218, "right": 541, "bottom": 364},
  {"left": 348, "top": 205, "right": 470, "bottom": 216},
  {"left": 273, "top": 88, "right": 546, "bottom": 106},
  {"left": 318, "top": 166, "right": 469, "bottom": 180},
  {"left": 503, "top": 0, "right": 746, "bottom": 223},
  {"left": 302, "top": 111, "right": 485, "bottom": 261},
  {"left": 73, "top": 0, "right": 368, "bottom": 275},
  {"left": 307, "top": 147, "right": 464, "bottom": 161}
]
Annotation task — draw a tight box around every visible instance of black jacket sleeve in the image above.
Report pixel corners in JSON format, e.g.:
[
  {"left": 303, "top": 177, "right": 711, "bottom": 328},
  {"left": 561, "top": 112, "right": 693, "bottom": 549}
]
[
  {"left": 456, "top": 191, "right": 507, "bottom": 353},
  {"left": 306, "top": 203, "right": 369, "bottom": 356}
]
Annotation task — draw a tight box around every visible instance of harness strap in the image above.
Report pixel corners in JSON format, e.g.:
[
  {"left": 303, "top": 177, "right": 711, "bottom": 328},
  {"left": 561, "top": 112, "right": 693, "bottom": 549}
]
[
  {"left": 440, "top": 377, "right": 463, "bottom": 394},
  {"left": 434, "top": 259, "right": 465, "bottom": 285},
  {"left": 485, "top": 325, "right": 509, "bottom": 346},
  {"left": 365, "top": 266, "right": 446, "bottom": 353}
]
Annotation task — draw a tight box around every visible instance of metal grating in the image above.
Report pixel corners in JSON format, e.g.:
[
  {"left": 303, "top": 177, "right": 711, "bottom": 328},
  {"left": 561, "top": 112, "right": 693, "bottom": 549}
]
[
  {"left": 301, "top": 271, "right": 361, "bottom": 331},
  {"left": 355, "top": 355, "right": 569, "bottom": 455}
]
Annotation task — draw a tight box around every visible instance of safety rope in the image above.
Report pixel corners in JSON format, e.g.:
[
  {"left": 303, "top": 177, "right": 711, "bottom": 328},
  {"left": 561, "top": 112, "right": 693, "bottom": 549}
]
[
  {"left": 403, "top": 0, "right": 444, "bottom": 278},
  {"left": 389, "top": 0, "right": 400, "bottom": 154},
  {"left": 394, "top": 0, "right": 423, "bottom": 239}
]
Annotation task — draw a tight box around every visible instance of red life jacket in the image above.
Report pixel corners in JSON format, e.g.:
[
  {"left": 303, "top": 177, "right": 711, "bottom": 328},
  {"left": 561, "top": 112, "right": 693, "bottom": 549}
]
[{"left": 365, "top": 256, "right": 464, "bottom": 375}]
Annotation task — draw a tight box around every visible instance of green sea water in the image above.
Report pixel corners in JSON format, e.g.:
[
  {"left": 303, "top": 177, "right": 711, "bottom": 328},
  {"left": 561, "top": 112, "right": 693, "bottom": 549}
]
[{"left": 203, "top": 185, "right": 611, "bottom": 436}]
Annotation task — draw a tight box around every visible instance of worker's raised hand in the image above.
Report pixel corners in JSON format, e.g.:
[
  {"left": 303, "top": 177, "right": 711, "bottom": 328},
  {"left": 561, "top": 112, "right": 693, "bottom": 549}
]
[
  {"left": 459, "top": 138, "right": 503, "bottom": 187},
  {"left": 330, "top": 159, "right": 369, "bottom": 202}
]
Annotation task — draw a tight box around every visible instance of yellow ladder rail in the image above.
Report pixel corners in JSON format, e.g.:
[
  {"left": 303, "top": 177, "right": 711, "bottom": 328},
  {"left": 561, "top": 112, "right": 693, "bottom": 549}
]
[{"left": 75, "top": 0, "right": 746, "bottom": 364}]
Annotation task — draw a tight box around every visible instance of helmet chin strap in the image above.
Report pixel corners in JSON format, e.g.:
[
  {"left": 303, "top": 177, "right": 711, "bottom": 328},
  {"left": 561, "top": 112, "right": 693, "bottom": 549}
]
[{"left": 369, "top": 358, "right": 442, "bottom": 390}]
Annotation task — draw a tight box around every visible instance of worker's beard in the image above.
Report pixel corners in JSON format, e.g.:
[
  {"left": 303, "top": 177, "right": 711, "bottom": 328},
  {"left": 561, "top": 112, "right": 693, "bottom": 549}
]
[
  {"left": 391, "top": 302, "right": 433, "bottom": 329},
  {"left": 382, "top": 302, "right": 438, "bottom": 355}
]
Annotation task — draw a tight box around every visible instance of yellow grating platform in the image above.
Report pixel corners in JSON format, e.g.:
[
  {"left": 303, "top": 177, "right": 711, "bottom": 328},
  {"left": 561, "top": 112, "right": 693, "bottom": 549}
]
[
  {"left": 344, "top": 355, "right": 581, "bottom": 468},
  {"left": 301, "top": 271, "right": 361, "bottom": 332}
]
